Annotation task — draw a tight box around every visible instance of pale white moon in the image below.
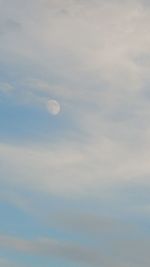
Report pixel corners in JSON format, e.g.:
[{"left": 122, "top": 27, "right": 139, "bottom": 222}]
[{"left": 47, "top": 99, "right": 61, "bottom": 115}]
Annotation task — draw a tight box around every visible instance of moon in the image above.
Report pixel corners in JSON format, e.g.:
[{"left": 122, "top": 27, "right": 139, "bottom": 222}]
[{"left": 47, "top": 99, "right": 61, "bottom": 115}]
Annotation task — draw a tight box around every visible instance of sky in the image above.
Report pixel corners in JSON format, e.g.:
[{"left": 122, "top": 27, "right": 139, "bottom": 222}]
[{"left": 0, "top": 0, "right": 150, "bottom": 266}]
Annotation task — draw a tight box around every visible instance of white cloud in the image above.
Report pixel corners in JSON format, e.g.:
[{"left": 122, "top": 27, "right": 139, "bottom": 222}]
[
  {"left": 0, "top": 122, "right": 150, "bottom": 196},
  {"left": 1, "top": 0, "right": 150, "bottom": 88}
]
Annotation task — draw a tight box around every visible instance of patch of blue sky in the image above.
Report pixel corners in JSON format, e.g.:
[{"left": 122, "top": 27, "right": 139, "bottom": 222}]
[
  {"left": 0, "top": 201, "right": 45, "bottom": 238},
  {"left": 0, "top": 198, "right": 93, "bottom": 246},
  {"left": 0, "top": 96, "right": 75, "bottom": 145}
]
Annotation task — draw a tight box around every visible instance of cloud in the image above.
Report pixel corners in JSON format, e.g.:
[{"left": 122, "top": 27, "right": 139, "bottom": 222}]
[
  {"left": 0, "top": 235, "right": 104, "bottom": 266},
  {"left": 0, "top": 18, "right": 22, "bottom": 35},
  {"left": 0, "top": 258, "right": 27, "bottom": 267},
  {"left": 1, "top": 0, "right": 150, "bottom": 119},
  {"left": 0, "top": 234, "right": 150, "bottom": 267},
  {"left": 0, "top": 82, "right": 14, "bottom": 94},
  {"left": 1, "top": 0, "right": 150, "bottom": 111},
  {"left": 0, "top": 0, "right": 150, "bottom": 86},
  {"left": 45, "top": 210, "right": 135, "bottom": 239},
  {"left": 1, "top": 105, "right": 150, "bottom": 197},
  {"left": 1, "top": 118, "right": 150, "bottom": 196}
]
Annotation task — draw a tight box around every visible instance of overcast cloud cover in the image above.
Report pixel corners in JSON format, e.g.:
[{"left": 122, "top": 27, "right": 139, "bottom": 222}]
[{"left": 0, "top": 0, "right": 150, "bottom": 266}]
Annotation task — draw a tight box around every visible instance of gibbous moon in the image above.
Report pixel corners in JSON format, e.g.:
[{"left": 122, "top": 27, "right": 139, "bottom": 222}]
[{"left": 47, "top": 99, "right": 61, "bottom": 115}]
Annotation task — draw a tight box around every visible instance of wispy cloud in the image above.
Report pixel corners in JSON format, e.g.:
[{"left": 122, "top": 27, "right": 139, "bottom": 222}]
[
  {"left": 0, "top": 82, "right": 14, "bottom": 94},
  {"left": 0, "top": 234, "right": 150, "bottom": 267},
  {"left": 0, "top": 235, "right": 104, "bottom": 266}
]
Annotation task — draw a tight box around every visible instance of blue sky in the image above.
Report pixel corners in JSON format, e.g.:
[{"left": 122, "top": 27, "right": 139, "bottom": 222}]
[{"left": 1, "top": 0, "right": 150, "bottom": 266}]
